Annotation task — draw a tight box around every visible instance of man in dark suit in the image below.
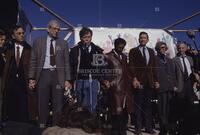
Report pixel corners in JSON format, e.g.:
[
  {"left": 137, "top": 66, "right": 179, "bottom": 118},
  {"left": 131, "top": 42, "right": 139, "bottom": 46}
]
[
  {"left": 129, "top": 32, "right": 159, "bottom": 135},
  {"left": 28, "top": 20, "right": 71, "bottom": 127},
  {"left": 2, "top": 25, "right": 31, "bottom": 122}
]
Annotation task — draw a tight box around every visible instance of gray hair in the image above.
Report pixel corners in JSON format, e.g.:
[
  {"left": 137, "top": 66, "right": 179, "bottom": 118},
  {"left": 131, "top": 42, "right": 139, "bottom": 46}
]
[{"left": 47, "top": 20, "right": 60, "bottom": 28}]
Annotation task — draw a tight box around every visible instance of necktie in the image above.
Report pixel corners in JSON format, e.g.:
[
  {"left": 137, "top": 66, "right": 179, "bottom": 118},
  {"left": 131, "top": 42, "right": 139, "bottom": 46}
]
[
  {"left": 119, "top": 54, "right": 122, "bottom": 60},
  {"left": 85, "top": 46, "right": 90, "bottom": 53},
  {"left": 182, "top": 56, "right": 188, "bottom": 80},
  {"left": 143, "top": 47, "right": 147, "bottom": 65},
  {"left": 50, "top": 39, "right": 56, "bottom": 66},
  {"left": 16, "top": 46, "right": 20, "bottom": 67}
]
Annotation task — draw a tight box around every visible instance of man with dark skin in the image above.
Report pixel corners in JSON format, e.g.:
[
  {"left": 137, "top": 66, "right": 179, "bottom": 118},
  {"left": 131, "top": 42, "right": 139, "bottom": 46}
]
[{"left": 103, "top": 37, "right": 133, "bottom": 135}]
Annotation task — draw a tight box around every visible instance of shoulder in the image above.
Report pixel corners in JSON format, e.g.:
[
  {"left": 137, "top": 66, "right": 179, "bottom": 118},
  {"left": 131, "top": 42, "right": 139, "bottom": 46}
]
[
  {"left": 70, "top": 44, "right": 80, "bottom": 52},
  {"left": 147, "top": 47, "right": 154, "bottom": 53},
  {"left": 105, "top": 50, "right": 114, "bottom": 57},
  {"left": 34, "top": 36, "right": 47, "bottom": 42},
  {"left": 172, "top": 56, "right": 179, "bottom": 63},
  {"left": 32, "top": 36, "right": 47, "bottom": 47},
  {"left": 129, "top": 47, "right": 138, "bottom": 53},
  {"left": 166, "top": 56, "right": 173, "bottom": 62},
  {"left": 91, "top": 43, "right": 103, "bottom": 53},
  {"left": 186, "top": 56, "right": 193, "bottom": 64},
  {"left": 186, "top": 55, "right": 193, "bottom": 60},
  {"left": 57, "top": 38, "right": 67, "bottom": 44},
  {"left": 23, "top": 41, "right": 31, "bottom": 49}
]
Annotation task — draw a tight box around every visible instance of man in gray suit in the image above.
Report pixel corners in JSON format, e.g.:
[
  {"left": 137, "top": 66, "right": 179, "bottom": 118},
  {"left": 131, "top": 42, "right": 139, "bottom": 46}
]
[
  {"left": 173, "top": 41, "right": 198, "bottom": 134},
  {"left": 28, "top": 20, "right": 71, "bottom": 127}
]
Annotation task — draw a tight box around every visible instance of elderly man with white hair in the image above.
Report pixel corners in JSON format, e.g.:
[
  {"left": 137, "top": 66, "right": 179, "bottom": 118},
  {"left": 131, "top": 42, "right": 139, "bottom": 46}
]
[{"left": 28, "top": 20, "right": 72, "bottom": 128}]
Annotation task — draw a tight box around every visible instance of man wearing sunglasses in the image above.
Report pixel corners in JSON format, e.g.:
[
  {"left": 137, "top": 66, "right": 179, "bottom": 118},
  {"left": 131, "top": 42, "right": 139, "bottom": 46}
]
[{"left": 2, "top": 25, "right": 31, "bottom": 122}]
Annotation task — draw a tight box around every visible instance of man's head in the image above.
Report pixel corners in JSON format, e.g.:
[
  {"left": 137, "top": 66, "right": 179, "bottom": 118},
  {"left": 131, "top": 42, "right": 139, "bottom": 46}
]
[
  {"left": 0, "top": 29, "right": 6, "bottom": 47},
  {"left": 176, "top": 41, "right": 188, "bottom": 56},
  {"left": 155, "top": 41, "right": 168, "bottom": 54},
  {"left": 79, "top": 27, "right": 93, "bottom": 46},
  {"left": 139, "top": 31, "right": 149, "bottom": 47},
  {"left": 12, "top": 25, "right": 25, "bottom": 44},
  {"left": 114, "top": 37, "right": 126, "bottom": 54},
  {"left": 47, "top": 20, "right": 60, "bottom": 39}
]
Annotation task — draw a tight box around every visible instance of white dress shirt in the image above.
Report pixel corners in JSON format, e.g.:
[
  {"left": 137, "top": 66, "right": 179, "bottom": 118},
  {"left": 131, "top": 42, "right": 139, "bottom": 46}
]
[
  {"left": 179, "top": 56, "right": 192, "bottom": 76},
  {"left": 15, "top": 43, "right": 24, "bottom": 59},
  {"left": 139, "top": 46, "right": 149, "bottom": 65}
]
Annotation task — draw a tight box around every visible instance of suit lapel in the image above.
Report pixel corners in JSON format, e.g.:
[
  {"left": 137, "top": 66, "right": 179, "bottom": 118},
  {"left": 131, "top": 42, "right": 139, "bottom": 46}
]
[
  {"left": 20, "top": 46, "right": 29, "bottom": 66},
  {"left": 176, "top": 57, "right": 184, "bottom": 73},
  {"left": 113, "top": 50, "right": 122, "bottom": 62},
  {"left": 186, "top": 56, "right": 192, "bottom": 67},
  {"left": 55, "top": 39, "right": 61, "bottom": 56},
  {"left": 19, "top": 46, "right": 24, "bottom": 66},
  {"left": 40, "top": 37, "right": 47, "bottom": 65},
  {"left": 136, "top": 47, "right": 147, "bottom": 65},
  {"left": 7, "top": 48, "right": 15, "bottom": 67},
  {"left": 136, "top": 47, "right": 143, "bottom": 57},
  {"left": 55, "top": 39, "right": 61, "bottom": 65},
  {"left": 147, "top": 48, "right": 152, "bottom": 65}
]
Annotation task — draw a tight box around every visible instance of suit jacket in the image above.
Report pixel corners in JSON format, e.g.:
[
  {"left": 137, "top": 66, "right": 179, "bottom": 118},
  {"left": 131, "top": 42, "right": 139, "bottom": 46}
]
[
  {"left": 28, "top": 36, "right": 71, "bottom": 88},
  {"left": 105, "top": 50, "right": 133, "bottom": 114},
  {"left": 173, "top": 56, "right": 193, "bottom": 93},
  {"left": 129, "top": 46, "right": 158, "bottom": 88}
]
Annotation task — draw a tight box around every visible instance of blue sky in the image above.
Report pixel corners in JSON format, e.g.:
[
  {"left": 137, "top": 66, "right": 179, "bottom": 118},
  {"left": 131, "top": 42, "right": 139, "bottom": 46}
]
[{"left": 20, "top": 0, "right": 200, "bottom": 49}]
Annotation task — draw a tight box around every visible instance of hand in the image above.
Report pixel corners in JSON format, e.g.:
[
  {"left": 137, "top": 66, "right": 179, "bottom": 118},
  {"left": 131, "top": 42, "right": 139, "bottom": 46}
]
[
  {"left": 29, "top": 79, "right": 36, "bottom": 90},
  {"left": 194, "top": 73, "right": 200, "bottom": 82},
  {"left": 102, "top": 80, "right": 111, "bottom": 89},
  {"left": 173, "top": 86, "right": 178, "bottom": 91},
  {"left": 154, "top": 82, "right": 160, "bottom": 89},
  {"left": 65, "top": 81, "right": 72, "bottom": 90},
  {"left": 132, "top": 78, "right": 141, "bottom": 89}
]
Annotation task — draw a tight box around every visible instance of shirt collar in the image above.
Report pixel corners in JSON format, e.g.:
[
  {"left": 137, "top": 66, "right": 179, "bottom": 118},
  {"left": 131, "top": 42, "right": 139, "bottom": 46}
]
[
  {"left": 15, "top": 43, "right": 23, "bottom": 48},
  {"left": 139, "top": 45, "right": 146, "bottom": 49},
  {"left": 179, "top": 54, "right": 187, "bottom": 58},
  {"left": 47, "top": 35, "right": 53, "bottom": 42}
]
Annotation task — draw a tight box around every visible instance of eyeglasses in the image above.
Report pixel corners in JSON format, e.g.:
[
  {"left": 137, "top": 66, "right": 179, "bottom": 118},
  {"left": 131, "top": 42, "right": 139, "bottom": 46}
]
[
  {"left": 51, "top": 27, "right": 60, "bottom": 31},
  {"left": 160, "top": 46, "right": 166, "bottom": 49},
  {"left": 16, "top": 32, "right": 25, "bottom": 35}
]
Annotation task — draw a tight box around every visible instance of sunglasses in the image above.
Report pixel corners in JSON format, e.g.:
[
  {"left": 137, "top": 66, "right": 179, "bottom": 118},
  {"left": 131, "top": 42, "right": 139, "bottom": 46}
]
[
  {"left": 160, "top": 46, "right": 166, "bottom": 49},
  {"left": 16, "top": 32, "right": 25, "bottom": 35}
]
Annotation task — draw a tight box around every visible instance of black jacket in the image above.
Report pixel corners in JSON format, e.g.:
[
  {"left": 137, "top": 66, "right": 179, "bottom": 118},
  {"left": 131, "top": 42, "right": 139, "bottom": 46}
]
[{"left": 69, "top": 42, "right": 103, "bottom": 80}]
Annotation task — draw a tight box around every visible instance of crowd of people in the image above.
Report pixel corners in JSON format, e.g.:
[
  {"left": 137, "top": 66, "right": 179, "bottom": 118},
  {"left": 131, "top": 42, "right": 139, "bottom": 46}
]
[{"left": 0, "top": 20, "right": 200, "bottom": 135}]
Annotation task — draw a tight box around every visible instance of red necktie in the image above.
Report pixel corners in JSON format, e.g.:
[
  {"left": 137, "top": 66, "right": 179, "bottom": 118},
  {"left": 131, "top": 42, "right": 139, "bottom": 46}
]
[
  {"left": 50, "top": 39, "right": 56, "bottom": 66},
  {"left": 16, "top": 46, "right": 20, "bottom": 67}
]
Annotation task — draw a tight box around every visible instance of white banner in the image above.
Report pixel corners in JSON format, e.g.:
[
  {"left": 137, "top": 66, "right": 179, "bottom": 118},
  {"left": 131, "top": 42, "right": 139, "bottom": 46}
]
[{"left": 74, "top": 27, "right": 176, "bottom": 58}]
